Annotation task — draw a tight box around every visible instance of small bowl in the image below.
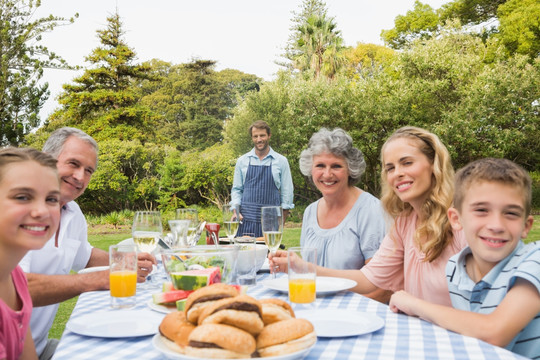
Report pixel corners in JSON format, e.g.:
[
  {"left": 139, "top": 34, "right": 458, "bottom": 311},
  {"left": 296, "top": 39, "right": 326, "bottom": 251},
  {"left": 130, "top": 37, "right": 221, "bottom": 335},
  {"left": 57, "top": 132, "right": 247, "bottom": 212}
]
[
  {"left": 161, "top": 246, "right": 238, "bottom": 285},
  {"left": 236, "top": 244, "right": 268, "bottom": 273}
]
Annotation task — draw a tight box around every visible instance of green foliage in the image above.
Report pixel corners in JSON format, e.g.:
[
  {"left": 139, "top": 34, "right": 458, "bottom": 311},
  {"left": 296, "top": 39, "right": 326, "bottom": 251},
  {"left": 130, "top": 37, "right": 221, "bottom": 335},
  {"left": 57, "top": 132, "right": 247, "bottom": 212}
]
[
  {"left": 279, "top": 0, "right": 328, "bottom": 68},
  {"left": 227, "top": 29, "right": 540, "bottom": 205},
  {"left": 0, "top": 0, "right": 76, "bottom": 145},
  {"left": 439, "top": 0, "right": 507, "bottom": 25},
  {"left": 381, "top": 0, "right": 540, "bottom": 60},
  {"left": 341, "top": 43, "right": 396, "bottom": 79},
  {"left": 434, "top": 55, "right": 540, "bottom": 170},
  {"left": 279, "top": 0, "right": 345, "bottom": 79},
  {"left": 293, "top": 14, "right": 345, "bottom": 79},
  {"left": 77, "top": 139, "right": 169, "bottom": 213},
  {"left": 42, "top": 12, "right": 160, "bottom": 143},
  {"left": 531, "top": 172, "right": 540, "bottom": 211},
  {"left": 179, "top": 144, "right": 236, "bottom": 209},
  {"left": 140, "top": 60, "right": 261, "bottom": 151},
  {"left": 497, "top": 0, "right": 540, "bottom": 59},
  {"left": 381, "top": 1, "right": 440, "bottom": 49}
]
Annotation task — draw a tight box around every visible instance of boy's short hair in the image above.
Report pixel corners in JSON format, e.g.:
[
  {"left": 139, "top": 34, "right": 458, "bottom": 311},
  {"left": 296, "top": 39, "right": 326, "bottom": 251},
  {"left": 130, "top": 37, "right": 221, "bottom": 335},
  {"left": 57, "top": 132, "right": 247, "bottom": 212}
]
[
  {"left": 454, "top": 158, "right": 532, "bottom": 216},
  {"left": 249, "top": 120, "right": 271, "bottom": 137}
]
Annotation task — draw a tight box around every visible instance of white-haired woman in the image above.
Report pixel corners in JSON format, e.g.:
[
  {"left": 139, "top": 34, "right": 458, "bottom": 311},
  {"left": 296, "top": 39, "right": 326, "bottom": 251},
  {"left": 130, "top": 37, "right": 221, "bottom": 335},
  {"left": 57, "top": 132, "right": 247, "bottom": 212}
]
[{"left": 297, "top": 128, "right": 387, "bottom": 272}]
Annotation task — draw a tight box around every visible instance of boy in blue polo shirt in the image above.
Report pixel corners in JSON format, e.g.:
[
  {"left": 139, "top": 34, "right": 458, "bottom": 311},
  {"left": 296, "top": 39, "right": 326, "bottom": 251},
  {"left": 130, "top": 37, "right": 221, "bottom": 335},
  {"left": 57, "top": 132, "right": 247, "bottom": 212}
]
[{"left": 389, "top": 158, "right": 539, "bottom": 359}]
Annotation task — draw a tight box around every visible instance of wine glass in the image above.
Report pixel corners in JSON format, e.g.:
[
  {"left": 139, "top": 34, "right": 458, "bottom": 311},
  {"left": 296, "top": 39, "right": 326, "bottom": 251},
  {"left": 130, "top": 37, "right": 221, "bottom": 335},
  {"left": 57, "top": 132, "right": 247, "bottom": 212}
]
[
  {"left": 176, "top": 208, "right": 199, "bottom": 245},
  {"left": 261, "top": 206, "right": 283, "bottom": 279},
  {"left": 223, "top": 205, "right": 240, "bottom": 244},
  {"left": 132, "top": 211, "right": 162, "bottom": 287}
]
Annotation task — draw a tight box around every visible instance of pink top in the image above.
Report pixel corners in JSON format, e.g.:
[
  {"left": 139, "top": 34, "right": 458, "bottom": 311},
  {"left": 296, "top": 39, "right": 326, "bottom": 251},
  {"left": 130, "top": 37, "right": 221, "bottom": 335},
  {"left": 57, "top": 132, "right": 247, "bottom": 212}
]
[
  {"left": 361, "top": 212, "right": 466, "bottom": 306},
  {"left": 0, "top": 266, "right": 33, "bottom": 360}
]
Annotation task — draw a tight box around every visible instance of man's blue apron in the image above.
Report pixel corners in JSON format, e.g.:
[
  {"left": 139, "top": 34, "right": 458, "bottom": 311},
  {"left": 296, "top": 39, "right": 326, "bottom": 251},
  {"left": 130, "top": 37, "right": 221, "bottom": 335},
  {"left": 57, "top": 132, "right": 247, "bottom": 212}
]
[{"left": 237, "top": 158, "right": 280, "bottom": 237}]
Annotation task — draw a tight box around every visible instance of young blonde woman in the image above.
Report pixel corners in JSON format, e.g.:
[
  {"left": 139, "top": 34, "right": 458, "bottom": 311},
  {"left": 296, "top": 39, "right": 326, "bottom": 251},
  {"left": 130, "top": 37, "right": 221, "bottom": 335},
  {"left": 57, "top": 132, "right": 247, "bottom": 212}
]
[{"left": 271, "top": 126, "right": 467, "bottom": 305}]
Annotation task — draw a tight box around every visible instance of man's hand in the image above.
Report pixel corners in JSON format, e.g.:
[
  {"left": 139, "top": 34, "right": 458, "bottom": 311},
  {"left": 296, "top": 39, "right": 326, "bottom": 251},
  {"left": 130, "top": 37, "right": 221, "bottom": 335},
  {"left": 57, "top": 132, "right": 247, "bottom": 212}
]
[{"left": 137, "top": 252, "right": 156, "bottom": 283}]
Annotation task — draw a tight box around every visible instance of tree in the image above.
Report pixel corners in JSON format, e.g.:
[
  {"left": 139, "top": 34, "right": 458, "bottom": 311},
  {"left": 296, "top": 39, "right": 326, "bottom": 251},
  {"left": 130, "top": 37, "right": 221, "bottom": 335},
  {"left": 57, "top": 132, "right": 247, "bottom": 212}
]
[
  {"left": 42, "top": 12, "right": 159, "bottom": 143},
  {"left": 439, "top": 0, "right": 507, "bottom": 25},
  {"left": 293, "top": 14, "right": 345, "bottom": 79},
  {"left": 381, "top": 0, "right": 540, "bottom": 57},
  {"left": 380, "top": 1, "right": 440, "bottom": 49},
  {"left": 78, "top": 139, "right": 169, "bottom": 213},
  {"left": 0, "top": 0, "right": 76, "bottom": 146},
  {"left": 341, "top": 43, "right": 396, "bottom": 79},
  {"left": 140, "top": 60, "right": 261, "bottom": 151},
  {"left": 497, "top": 0, "right": 540, "bottom": 59},
  {"left": 179, "top": 144, "right": 236, "bottom": 209},
  {"left": 279, "top": 0, "right": 328, "bottom": 69}
]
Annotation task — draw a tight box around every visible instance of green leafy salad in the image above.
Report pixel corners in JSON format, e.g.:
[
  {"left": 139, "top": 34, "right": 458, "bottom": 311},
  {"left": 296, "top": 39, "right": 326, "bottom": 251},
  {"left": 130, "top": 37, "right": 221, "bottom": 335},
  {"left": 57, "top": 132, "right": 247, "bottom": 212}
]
[{"left": 165, "top": 254, "right": 227, "bottom": 273}]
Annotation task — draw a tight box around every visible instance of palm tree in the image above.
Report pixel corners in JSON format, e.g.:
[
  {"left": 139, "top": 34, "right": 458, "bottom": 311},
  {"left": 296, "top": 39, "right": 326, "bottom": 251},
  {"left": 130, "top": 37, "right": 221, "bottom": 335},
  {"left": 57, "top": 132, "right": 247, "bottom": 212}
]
[{"left": 293, "top": 14, "right": 345, "bottom": 79}]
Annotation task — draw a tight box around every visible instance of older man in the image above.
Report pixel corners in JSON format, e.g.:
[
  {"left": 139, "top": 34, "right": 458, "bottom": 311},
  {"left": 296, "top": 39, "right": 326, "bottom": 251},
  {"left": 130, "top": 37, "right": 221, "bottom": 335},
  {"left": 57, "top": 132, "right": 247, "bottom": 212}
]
[{"left": 19, "top": 127, "right": 155, "bottom": 360}]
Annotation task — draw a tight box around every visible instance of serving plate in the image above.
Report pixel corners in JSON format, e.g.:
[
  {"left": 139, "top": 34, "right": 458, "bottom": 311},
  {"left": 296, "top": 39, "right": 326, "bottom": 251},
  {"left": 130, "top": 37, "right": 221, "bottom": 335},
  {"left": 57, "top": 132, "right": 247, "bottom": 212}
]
[
  {"left": 66, "top": 309, "right": 163, "bottom": 338},
  {"left": 147, "top": 299, "right": 177, "bottom": 314},
  {"left": 261, "top": 276, "right": 357, "bottom": 295},
  {"left": 152, "top": 334, "right": 315, "bottom": 360},
  {"left": 295, "top": 309, "right": 384, "bottom": 337}
]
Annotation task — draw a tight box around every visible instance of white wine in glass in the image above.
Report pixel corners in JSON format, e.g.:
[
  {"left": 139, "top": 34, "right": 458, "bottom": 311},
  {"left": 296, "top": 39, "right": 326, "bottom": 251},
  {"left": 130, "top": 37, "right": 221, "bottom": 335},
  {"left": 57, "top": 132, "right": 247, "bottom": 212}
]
[
  {"left": 261, "top": 206, "right": 283, "bottom": 278},
  {"left": 132, "top": 211, "right": 162, "bottom": 287},
  {"left": 263, "top": 231, "right": 282, "bottom": 253},
  {"left": 132, "top": 232, "right": 160, "bottom": 253},
  {"left": 224, "top": 220, "right": 239, "bottom": 239},
  {"left": 223, "top": 205, "right": 240, "bottom": 243}
]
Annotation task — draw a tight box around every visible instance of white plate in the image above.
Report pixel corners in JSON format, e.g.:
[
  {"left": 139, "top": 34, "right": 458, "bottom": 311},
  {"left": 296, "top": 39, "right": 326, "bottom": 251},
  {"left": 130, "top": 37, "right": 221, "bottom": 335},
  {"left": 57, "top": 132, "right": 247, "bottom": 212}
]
[
  {"left": 147, "top": 299, "right": 177, "bottom": 314},
  {"left": 66, "top": 309, "right": 163, "bottom": 338},
  {"left": 152, "top": 334, "right": 315, "bottom": 360},
  {"left": 77, "top": 266, "right": 109, "bottom": 274},
  {"left": 295, "top": 309, "right": 384, "bottom": 337},
  {"left": 262, "top": 276, "right": 357, "bottom": 295},
  {"left": 117, "top": 238, "right": 134, "bottom": 245}
]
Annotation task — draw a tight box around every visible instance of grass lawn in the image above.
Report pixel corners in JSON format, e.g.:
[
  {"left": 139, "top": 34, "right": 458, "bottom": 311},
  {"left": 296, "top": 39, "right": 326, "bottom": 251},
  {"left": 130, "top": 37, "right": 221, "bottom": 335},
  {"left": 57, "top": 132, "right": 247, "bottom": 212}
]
[{"left": 49, "top": 216, "right": 539, "bottom": 340}]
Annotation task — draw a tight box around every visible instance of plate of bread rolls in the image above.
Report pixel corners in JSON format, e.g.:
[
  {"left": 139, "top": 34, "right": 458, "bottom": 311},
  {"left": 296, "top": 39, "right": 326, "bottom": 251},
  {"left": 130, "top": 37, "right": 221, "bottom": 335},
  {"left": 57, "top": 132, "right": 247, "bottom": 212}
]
[{"left": 153, "top": 283, "right": 316, "bottom": 359}]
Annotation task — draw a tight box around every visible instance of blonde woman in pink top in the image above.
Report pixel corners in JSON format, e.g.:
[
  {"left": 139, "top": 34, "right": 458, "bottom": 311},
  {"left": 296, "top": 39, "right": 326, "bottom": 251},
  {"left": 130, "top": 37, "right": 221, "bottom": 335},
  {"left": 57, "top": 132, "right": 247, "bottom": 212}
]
[{"left": 271, "top": 127, "right": 466, "bottom": 305}]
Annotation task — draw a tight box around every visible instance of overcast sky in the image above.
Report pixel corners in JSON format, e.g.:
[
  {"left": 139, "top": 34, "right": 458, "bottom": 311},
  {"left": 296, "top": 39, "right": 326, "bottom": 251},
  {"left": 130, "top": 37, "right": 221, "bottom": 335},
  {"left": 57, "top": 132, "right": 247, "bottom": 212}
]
[{"left": 36, "top": 0, "right": 449, "bottom": 119}]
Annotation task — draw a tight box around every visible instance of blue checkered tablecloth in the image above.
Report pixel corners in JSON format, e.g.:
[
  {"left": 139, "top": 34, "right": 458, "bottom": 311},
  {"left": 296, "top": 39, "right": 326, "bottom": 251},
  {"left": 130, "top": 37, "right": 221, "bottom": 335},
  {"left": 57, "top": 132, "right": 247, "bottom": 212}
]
[{"left": 52, "top": 273, "right": 526, "bottom": 360}]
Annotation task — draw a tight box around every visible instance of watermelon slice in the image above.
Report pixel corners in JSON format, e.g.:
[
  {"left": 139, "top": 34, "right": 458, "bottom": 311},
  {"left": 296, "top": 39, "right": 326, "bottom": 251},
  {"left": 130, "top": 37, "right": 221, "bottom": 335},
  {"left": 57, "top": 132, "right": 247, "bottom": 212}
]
[
  {"left": 231, "top": 284, "right": 248, "bottom": 295},
  {"left": 170, "top": 266, "right": 221, "bottom": 290},
  {"left": 176, "top": 298, "right": 188, "bottom": 311},
  {"left": 162, "top": 281, "right": 175, "bottom": 292},
  {"left": 152, "top": 289, "right": 194, "bottom": 305}
]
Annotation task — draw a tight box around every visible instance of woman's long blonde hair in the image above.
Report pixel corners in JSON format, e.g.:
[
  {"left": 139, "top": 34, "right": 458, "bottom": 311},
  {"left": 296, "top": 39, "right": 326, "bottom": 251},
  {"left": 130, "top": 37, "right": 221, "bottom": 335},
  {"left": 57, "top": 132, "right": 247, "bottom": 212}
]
[{"left": 380, "top": 127, "right": 454, "bottom": 262}]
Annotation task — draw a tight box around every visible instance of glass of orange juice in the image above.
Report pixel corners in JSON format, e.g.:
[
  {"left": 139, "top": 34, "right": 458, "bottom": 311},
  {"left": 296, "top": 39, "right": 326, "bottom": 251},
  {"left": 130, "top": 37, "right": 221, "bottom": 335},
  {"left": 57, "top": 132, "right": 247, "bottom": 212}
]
[
  {"left": 288, "top": 247, "right": 317, "bottom": 306},
  {"left": 109, "top": 244, "right": 138, "bottom": 309}
]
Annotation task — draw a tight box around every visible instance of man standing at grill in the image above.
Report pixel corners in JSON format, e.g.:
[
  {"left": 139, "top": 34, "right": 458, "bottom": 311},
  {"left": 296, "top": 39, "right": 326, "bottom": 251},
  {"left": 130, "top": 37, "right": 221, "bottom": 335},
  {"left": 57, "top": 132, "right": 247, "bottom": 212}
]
[{"left": 231, "top": 120, "right": 294, "bottom": 237}]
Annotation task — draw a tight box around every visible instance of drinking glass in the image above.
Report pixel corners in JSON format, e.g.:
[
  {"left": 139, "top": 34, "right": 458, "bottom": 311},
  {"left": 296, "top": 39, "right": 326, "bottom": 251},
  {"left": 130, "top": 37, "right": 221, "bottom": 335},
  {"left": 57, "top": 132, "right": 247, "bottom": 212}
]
[
  {"left": 109, "top": 244, "right": 138, "bottom": 309},
  {"left": 176, "top": 208, "right": 199, "bottom": 244},
  {"left": 261, "top": 206, "right": 283, "bottom": 279},
  {"left": 168, "top": 219, "right": 190, "bottom": 248},
  {"left": 235, "top": 233, "right": 257, "bottom": 286},
  {"left": 288, "top": 247, "right": 317, "bottom": 308},
  {"left": 132, "top": 211, "right": 162, "bottom": 287},
  {"left": 223, "top": 205, "right": 240, "bottom": 244}
]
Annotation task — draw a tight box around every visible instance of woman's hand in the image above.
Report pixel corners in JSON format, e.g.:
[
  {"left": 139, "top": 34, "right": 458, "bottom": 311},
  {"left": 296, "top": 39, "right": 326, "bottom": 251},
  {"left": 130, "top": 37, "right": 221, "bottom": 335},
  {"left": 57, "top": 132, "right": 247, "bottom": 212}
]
[{"left": 268, "top": 249, "right": 288, "bottom": 274}]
